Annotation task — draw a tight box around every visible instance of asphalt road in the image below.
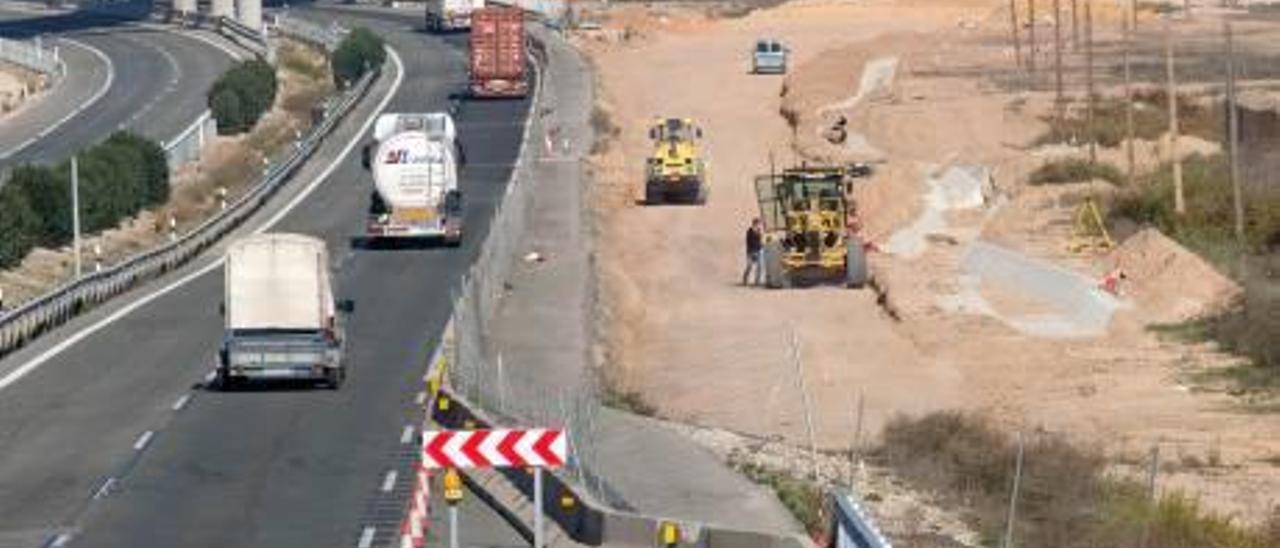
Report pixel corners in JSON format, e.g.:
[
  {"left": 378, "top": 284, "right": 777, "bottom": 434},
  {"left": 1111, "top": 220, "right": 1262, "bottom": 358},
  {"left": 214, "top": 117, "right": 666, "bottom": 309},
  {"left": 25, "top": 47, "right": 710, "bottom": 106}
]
[
  {"left": 0, "top": 6, "right": 529, "bottom": 548},
  {"left": 0, "top": 5, "right": 234, "bottom": 175}
]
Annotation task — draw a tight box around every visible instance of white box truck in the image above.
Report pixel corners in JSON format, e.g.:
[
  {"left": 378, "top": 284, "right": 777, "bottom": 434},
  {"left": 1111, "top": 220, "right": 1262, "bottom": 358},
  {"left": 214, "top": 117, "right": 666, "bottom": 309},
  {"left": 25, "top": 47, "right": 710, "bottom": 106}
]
[
  {"left": 362, "top": 113, "right": 464, "bottom": 246},
  {"left": 218, "top": 233, "right": 352, "bottom": 389},
  {"left": 426, "top": 0, "right": 485, "bottom": 32}
]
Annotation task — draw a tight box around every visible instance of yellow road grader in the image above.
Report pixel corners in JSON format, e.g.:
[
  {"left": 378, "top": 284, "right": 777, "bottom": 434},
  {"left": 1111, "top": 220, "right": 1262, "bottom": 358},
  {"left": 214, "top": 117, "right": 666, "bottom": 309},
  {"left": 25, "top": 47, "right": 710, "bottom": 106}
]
[
  {"left": 645, "top": 118, "right": 707, "bottom": 204},
  {"left": 755, "top": 163, "right": 873, "bottom": 288}
]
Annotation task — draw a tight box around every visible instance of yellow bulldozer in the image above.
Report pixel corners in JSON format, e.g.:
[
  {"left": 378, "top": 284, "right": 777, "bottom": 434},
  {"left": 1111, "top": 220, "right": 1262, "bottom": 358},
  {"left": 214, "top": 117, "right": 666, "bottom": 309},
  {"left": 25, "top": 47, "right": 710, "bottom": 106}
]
[
  {"left": 754, "top": 163, "right": 874, "bottom": 288},
  {"left": 645, "top": 118, "right": 707, "bottom": 204}
]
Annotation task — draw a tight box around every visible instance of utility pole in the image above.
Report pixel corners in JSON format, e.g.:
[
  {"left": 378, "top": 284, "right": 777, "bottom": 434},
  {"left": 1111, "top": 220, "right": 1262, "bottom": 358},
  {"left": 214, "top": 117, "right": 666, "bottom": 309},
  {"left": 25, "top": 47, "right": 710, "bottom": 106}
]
[
  {"left": 1139, "top": 444, "right": 1160, "bottom": 547},
  {"left": 1028, "top": 0, "right": 1037, "bottom": 86},
  {"left": 1003, "top": 432, "right": 1026, "bottom": 548},
  {"left": 1054, "top": 0, "right": 1065, "bottom": 129},
  {"left": 1166, "top": 20, "right": 1184, "bottom": 213},
  {"left": 1085, "top": 0, "right": 1096, "bottom": 165},
  {"left": 1225, "top": 20, "right": 1245, "bottom": 243},
  {"left": 1124, "top": 5, "right": 1136, "bottom": 186},
  {"left": 70, "top": 155, "right": 81, "bottom": 278}
]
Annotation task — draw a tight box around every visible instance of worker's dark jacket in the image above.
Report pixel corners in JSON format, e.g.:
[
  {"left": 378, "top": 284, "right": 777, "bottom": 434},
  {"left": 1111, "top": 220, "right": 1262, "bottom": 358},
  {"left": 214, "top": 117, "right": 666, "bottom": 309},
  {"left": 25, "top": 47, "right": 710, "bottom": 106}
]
[{"left": 745, "top": 227, "right": 763, "bottom": 255}]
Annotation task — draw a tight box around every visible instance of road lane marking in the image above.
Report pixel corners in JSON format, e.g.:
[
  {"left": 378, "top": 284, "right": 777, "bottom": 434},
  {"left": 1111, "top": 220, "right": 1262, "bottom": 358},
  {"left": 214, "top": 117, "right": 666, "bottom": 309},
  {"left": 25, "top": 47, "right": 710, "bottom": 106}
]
[
  {"left": 415, "top": 391, "right": 426, "bottom": 405},
  {"left": 171, "top": 394, "right": 191, "bottom": 411},
  {"left": 49, "top": 533, "right": 73, "bottom": 547},
  {"left": 0, "top": 47, "right": 404, "bottom": 394},
  {"left": 0, "top": 38, "right": 113, "bottom": 161},
  {"left": 400, "top": 425, "right": 414, "bottom": 445},
  {"left": 381, "top": 470, "right": 397, "bottom": 492},
  {"left": 133, "top": 430, "right": 154, "bottom": 451},
  {"left": 356, "top": 526, "right": 376, "bottom": 548},
  {"left": 92, "top": 477, "right": 117, "bottom": 499}
]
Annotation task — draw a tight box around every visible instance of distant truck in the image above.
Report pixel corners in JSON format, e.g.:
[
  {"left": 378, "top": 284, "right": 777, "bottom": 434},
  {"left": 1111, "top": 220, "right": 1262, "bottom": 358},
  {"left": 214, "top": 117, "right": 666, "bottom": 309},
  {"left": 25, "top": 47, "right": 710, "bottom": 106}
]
[
  {"left": 752, "top": 38, "right": 788, "bottom": 74},
  {"left": 469, "top": 6, "right": 527, "bottom": 98},
  {"left": 426, "top": 0, "right": 485, "bottom": 31},
  {"left": 362, "top": 113, "right": 464, "bottom": 245},
  {"left": 219, "top": 233, "right": 351, "bottom": 389}
]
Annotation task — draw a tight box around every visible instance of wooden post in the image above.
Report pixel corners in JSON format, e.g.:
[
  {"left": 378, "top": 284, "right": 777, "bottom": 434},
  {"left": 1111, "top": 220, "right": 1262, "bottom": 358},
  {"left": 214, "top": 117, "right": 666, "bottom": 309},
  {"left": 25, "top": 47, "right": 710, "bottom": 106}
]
[
  {"left": 1124, "top": 6, "right": 1136, "bottom": 187},
  {"left": 1166, "top": 21, "right": 1184, "bottom": 213},
  {"left": 1028, "top": 0, "right": 1037, "bottom": 86},
  {"left": 1225, "top": 20, "right": 1244, "bottom": 244},
  {"left": 1086, "top": 0, "right": 1096, "bottom": 165},
  {"left": 1071, "top": 0, "right": 1079, "bottom": 49},
  {"left": 1054, "top": 0, "right": 1065, "bottom": 130},
  {"left": 1011, "top": 0, "right": 1023, "bottom": 73}
]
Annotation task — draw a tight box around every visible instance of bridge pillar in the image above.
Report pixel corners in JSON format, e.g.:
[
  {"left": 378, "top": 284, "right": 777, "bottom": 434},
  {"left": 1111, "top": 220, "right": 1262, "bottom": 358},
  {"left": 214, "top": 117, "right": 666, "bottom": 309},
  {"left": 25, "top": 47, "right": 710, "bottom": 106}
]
[
  {"left": 172, "top": 0, "right": 196, "bottom": 15},
  {"left": 236, "top": 0, "right": 263, "bottom": 31},
  {"left": 210, "top": 0, "right": 235, "bottom": 19}
]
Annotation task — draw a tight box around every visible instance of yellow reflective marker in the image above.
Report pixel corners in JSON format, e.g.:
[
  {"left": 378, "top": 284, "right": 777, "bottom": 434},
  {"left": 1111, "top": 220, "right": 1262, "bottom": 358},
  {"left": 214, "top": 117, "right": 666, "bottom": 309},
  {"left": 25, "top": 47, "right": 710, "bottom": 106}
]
[
  {"left": 660, "top": 521, "right": 680, "bottom": 545},
  {"left": 443, "top": 469, "right": 463, "bottom": 503},
  {"left": 437, "top": 395, "right": 451, "bottom": 412},
  {"left": 559, "top": 491, "right": 576, "bottom": 511},
  {"left": 427, "top": 374, "right": 440, "bottom": 398}
]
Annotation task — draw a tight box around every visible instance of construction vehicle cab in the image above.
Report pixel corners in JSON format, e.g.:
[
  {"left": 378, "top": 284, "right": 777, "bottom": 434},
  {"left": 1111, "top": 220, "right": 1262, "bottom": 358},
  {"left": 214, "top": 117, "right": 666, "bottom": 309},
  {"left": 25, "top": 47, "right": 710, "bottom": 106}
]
[
  {"left": 754, "top": 164, "right": 873, "bottom": 288},
  {"left": 645, "top": 118, "right": 707, "bottom": 205}
]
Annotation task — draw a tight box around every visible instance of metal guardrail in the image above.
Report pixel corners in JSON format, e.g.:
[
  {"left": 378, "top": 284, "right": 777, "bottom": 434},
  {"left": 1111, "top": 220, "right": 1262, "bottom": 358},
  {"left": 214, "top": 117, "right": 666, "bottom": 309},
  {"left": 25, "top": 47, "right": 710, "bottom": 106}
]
[
  {"left": 831, "top": 492, "right": 893, "bottom": 548},
  {"left": 0, "top": 67, "right": 380, "bottom": 358},
  {"left": 272, "top": 13, "right": 346, "bottom": 52},
  {"left": 0, "top": 36, "right": 62, "bottom": 77}
]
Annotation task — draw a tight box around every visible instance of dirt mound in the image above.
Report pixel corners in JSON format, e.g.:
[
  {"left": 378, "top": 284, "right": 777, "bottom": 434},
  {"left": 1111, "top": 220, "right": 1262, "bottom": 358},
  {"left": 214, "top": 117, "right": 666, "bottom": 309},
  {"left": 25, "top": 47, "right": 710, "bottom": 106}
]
[{"left": 1112, "top": 228, "right": 1242, "bottom": 323}]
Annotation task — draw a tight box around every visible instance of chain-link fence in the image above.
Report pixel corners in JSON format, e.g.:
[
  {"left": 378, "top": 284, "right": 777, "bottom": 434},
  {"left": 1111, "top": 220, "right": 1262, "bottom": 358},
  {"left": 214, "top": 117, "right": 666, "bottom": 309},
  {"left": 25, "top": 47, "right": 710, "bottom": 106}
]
[{"left": 0, "top": 65, "right": 379, "bottom": 358}]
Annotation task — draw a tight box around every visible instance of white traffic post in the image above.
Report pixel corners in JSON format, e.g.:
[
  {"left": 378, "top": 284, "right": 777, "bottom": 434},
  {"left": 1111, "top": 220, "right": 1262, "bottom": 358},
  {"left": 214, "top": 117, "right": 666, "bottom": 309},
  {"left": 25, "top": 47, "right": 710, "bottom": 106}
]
[
  {"left": 534, "top": 467, "right": 544, "bottom": 548},
  {"left": 70, "top": 155, "right": 81, "bottom": 277}
]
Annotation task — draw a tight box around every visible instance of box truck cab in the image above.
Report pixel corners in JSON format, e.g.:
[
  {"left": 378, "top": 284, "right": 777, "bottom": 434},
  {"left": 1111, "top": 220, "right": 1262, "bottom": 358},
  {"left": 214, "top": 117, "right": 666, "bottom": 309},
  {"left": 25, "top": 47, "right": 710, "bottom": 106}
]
[{"left": 218, "top": 233, "right": 351, "bottom": 389}]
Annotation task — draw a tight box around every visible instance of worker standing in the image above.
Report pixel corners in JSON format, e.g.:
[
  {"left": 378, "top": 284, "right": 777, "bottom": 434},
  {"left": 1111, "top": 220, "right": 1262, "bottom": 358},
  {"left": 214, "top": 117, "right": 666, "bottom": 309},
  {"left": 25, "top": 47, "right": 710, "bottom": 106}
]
[{"left": 742, "top": 218, "right": 764, "bottom": 286}]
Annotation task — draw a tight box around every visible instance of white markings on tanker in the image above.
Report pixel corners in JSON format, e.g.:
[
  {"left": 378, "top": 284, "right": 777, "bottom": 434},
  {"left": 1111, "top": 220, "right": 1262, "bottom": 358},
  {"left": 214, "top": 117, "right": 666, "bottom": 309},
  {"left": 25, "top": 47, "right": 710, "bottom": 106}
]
[
  {"left": 381, "top": 470, "right": 398, "bottom": 493},
  {"left": 356, "top": 526, "right": 376, "bottom": 548},
  {"left": 0, "top": 46, "right": 405, "bottom": 394},
  {"left": 400, "top": 425, "right": 415, "bottom": 445}
]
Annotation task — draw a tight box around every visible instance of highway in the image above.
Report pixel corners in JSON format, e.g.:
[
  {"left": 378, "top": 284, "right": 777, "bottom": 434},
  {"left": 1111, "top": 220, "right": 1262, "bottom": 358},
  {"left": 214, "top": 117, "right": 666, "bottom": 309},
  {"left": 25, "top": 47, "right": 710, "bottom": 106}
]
[
  {"left": 0, "top": 5, "right": 234, "bottom": 174},
  {"left": 0, "top": 6, "right": 528, "bottom": 548}
]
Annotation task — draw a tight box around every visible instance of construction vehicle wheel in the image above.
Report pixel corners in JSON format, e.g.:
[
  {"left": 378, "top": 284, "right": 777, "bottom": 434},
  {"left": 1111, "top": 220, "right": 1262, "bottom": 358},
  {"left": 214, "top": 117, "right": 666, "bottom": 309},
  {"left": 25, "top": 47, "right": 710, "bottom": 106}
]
[
  {"left": 763, "top": 242, "right": 789, "bottom": 289},
  {"left": 645, "top": 183, "right": 663, "bottom": 205},
  {"left": 845, "top": 238, "right": 868, "bottom": 289},
  {"left": 694, "top": 183, "right": 709, "bottom": 205}
]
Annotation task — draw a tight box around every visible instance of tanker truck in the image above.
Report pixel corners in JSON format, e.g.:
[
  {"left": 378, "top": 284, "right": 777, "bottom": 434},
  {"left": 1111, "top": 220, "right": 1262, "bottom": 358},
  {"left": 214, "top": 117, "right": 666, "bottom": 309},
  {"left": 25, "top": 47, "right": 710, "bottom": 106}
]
[
  {"left": 218, "top": 233, "right": 352, "bottom": 389},
  {"left": 362, "top": 113, "right": 463, "bottom": 246}
]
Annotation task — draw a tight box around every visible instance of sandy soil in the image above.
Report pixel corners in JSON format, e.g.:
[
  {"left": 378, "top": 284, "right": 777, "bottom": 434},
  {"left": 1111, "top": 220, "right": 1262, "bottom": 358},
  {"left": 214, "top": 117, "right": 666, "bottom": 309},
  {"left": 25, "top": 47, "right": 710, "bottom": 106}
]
[
  {"left": 581, "top": 0, "right": 1280, "bottom": 525},
  {"left": 0, "top": 62, "right": 45, "bottom": 118},
  {"left": 0, "top": 40, "right": 333, "bottom": 307}
]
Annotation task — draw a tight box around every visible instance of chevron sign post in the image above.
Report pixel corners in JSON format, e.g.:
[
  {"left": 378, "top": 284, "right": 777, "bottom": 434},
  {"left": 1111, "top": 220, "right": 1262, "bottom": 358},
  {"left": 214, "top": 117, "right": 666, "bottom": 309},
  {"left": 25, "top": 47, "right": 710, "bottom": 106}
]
[
  {"left": 421, "top": 429, "right": 567, "bottom": 469},
  {"left": 422, "top": 429, "right": 568, "bottom": 548}
]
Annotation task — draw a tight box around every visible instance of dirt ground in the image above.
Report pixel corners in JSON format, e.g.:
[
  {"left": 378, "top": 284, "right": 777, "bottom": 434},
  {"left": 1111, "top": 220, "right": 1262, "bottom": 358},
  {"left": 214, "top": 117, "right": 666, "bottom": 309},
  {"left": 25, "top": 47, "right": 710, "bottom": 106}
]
[
  {"left": 580, "top": 0, "right": 1280, "bottom": 525},
  {"left": 0, "top": 40, "right": 333, "bottom": 306},
  {"left": 0, "top": 62, "right": 44, "bottom": 118}
]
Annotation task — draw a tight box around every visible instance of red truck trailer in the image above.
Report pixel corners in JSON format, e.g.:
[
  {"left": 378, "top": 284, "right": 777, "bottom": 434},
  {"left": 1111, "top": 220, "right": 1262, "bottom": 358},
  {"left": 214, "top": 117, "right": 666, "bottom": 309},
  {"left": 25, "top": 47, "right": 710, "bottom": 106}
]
[{"left": 469, "top": 7, "right": 527, "bottom": 98}]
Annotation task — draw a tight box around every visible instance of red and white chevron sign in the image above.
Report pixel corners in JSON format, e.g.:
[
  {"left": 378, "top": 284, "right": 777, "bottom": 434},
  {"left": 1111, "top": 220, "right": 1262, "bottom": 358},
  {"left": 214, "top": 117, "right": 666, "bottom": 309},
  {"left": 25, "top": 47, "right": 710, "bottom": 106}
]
[{"left": 422, "top": 429, "right": 567, "bottom": 469}]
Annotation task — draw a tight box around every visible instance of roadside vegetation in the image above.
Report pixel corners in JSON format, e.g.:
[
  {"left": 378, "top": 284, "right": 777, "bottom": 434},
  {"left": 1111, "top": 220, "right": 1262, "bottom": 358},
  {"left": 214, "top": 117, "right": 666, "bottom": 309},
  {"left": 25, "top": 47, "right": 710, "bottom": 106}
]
[
  {"left": 331, "top": 27, "right": 386, "bottom": 88},
  {"left": 209, "top": 59, "right": 279, "bottom": 135},
  {"left": 0, "top": 132, "right": 168, "bottom": 268},
  {"left": 1036, "top": 91, "right": 1223, "bottom": 148},
  {"left": 1110, "top": 153, "right": 1280, "bottom": 392},
  {"left": 1029, "top": 157, "right": 1124, "bottom": 185},
  {"left": 877, "top": 411, "right": 1280, "bottom": 548}
]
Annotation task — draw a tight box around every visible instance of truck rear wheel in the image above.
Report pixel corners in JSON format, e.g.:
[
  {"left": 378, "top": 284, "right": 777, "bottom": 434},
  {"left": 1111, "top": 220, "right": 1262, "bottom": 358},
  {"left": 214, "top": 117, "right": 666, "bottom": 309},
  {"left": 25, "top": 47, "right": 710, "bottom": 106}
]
[
  {"left": 845, "top": 238, "right": 868, "bottom": 289},
  {"left": 325, "top": 368, "right": 345, "bottom": 390},
  {"left": 763, "top": 241, "right": 789, "bottom": 289}
]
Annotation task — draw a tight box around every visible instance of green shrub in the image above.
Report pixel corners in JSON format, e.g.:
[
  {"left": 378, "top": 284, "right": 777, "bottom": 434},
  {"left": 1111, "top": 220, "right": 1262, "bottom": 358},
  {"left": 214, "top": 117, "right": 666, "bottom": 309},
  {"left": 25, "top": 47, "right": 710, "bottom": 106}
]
[
  {"left": 1030, "top": 158, "right": 1125, "bottom": 186},
  {"left": 878, "top": 411, "right": 1276, "bottom": 548},
  {"left": 331, "top": 27, "right": 385, "bottom": 88},
  {"left": 208, "top": 60, "right": 278, "bottom": 135},
  {"left": 0, "top": 185, "right": 40, "bottom": 269},
  {"left": 0, "top": 131, "right": 168, "bottom": 269}
]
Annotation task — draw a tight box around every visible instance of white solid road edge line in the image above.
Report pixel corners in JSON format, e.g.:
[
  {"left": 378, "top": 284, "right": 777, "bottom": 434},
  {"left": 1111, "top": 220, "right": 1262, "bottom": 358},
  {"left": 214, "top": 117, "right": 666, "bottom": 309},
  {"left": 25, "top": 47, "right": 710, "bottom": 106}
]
[
  {"left": 356, "top": 526, "right": 376, "bottom": 548},
  {"left": 0, "top": 37, "right": 114, "bottom": 161},
  {"left": 0, "top": 47, "right": 405, "bottom": 394}
]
